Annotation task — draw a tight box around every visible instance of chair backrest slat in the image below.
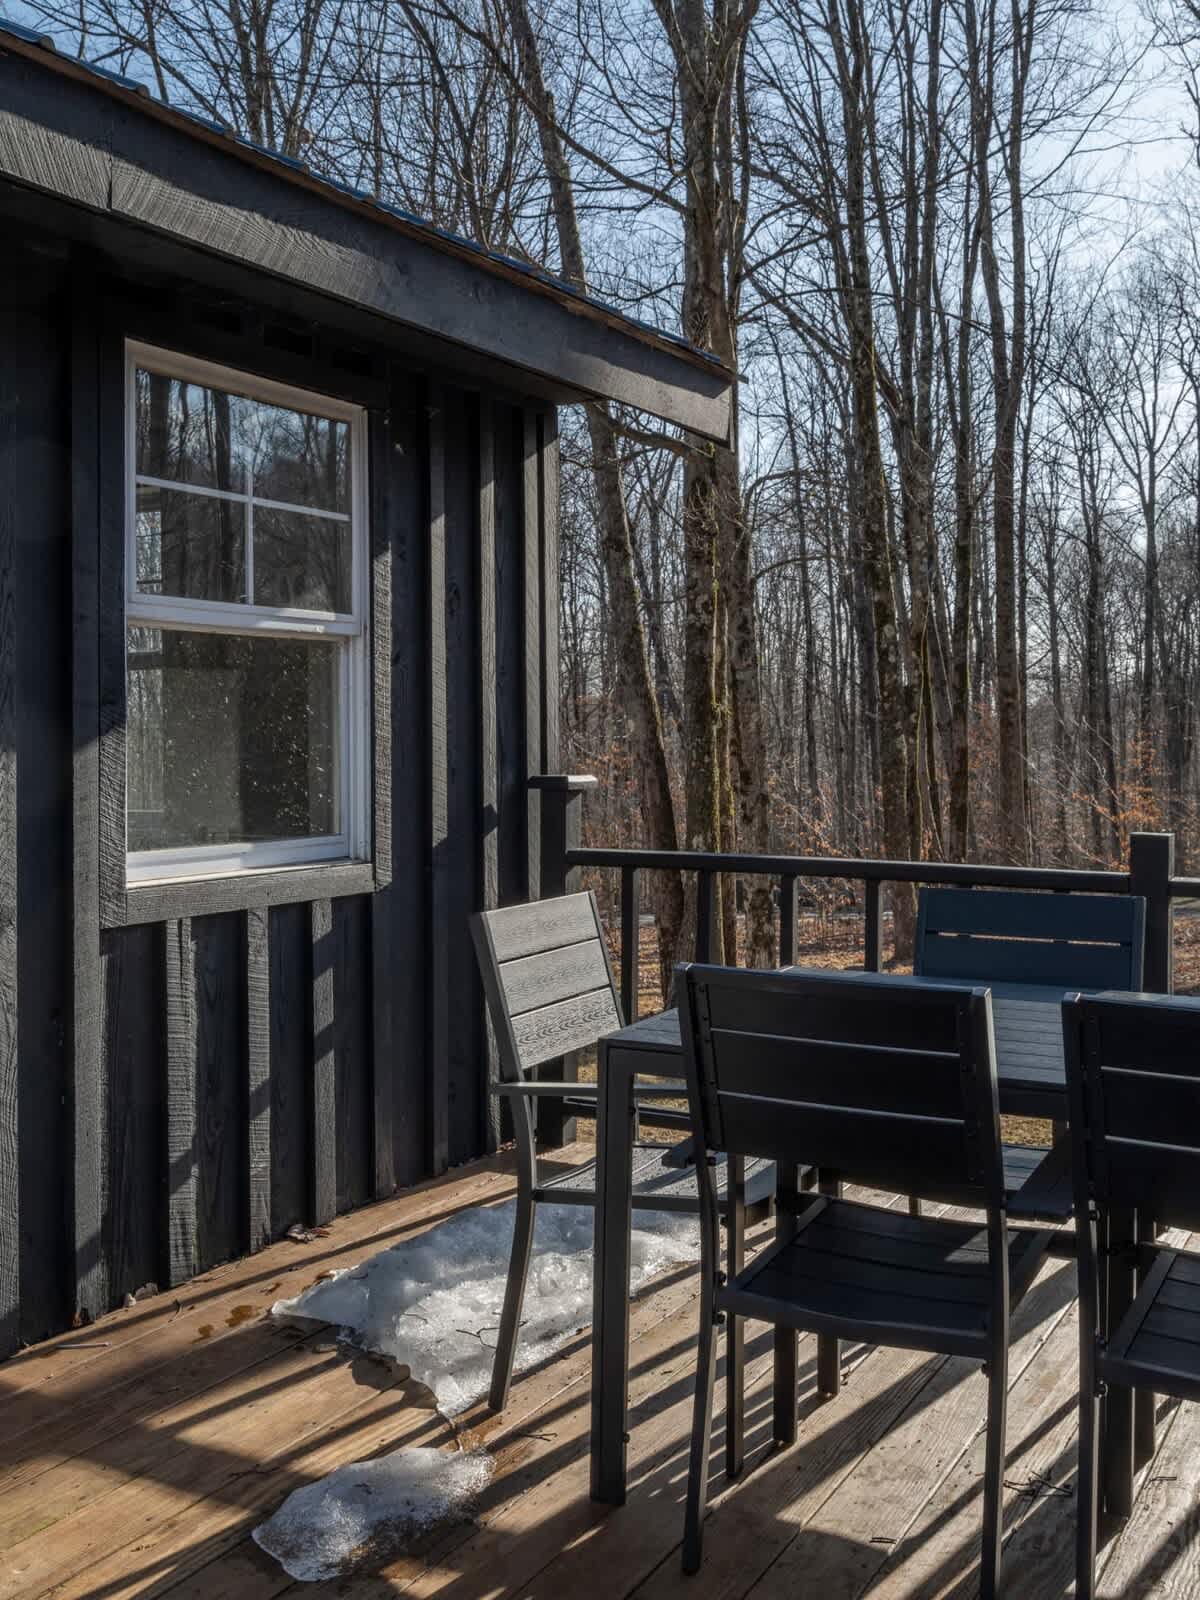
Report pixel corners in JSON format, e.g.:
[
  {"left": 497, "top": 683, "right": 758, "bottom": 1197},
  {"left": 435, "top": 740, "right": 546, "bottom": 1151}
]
[
  {"left": 499, "top": 939, "right": 613, "bottom": 1016},
  {"left": 916, "top": 888, "right": 1145, "bottom": 991},
  {"left": 680, "top": 966, "right": 1001, "bottom": 1202},
  {"left": 487, "top": 895, "right": 601, "bottom": 963},
  {"left": 1065, "top": 993, "right": 1200, "bottom": 1232},
  {"left": 470, "top": 891, "right": 622, "bottom": 1077},
  {"left": 511, "top": 986, "right": 621, "bottom": 1067}
]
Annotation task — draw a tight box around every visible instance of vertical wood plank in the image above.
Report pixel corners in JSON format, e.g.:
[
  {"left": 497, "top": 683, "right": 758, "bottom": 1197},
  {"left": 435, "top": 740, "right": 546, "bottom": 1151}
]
[
  {"left": 269, "top": 903, "right": 309, "bottom": 1234},
  {"left": 245, "top": 908, "right": 271, "bottom": 1253},
  {"left": 522, "top": 410, "right": 542, "bottom": 899},
  {"left": 193, "top": 915, "right": 244, "bottom": 1267},
  {"left": 386, "top": 381, "right": 427, "bottom": 1187},
  {"left": 69, "top": 269, "right": 105, "bottom": 1321},
  {"left": 102, "top": 924, "right": 164, "bottom": 1300},
  {"left": 478, "top": 396, "right": 501, "bottom": 1154},
  {"left": 427, "top": 386, "right": 450, "bottom": 1175},
  {"left": 13, "top": 254, "right": 73, "bottom": 1342},
  {"left": 164, "top": 917, "right": 197, "bottom": 1289},
  {"left": 533, "top": 414, "right": 573, "bottom": 1145},
  {"left": 539, "top": 411, "right": 560, "bottom": 776},
  {"left": 332, "top": 896, "right": 371, "bottom": 1211},
  {"left": 443, "top": 388, "right": 483, "bottom": 1165},
  {"left": 368, "top": 409, "right": 395, "bottom": 1198},
  {"left": 494, "top": 405, "right": 525, "bottom": 907},
  {"left": 310, "top": 898, "right": 336, "bottom": 1224},
  {"left": 0, "top": 256, "right": 17, "bottom": 1356},
  {"left": 97, "top": 314, "right": 126, "bottom": 931}
]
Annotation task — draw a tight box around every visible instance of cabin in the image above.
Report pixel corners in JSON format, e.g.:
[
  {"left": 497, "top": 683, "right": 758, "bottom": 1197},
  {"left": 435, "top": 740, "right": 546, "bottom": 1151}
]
[{"left": 0, "top": 17, "right": 733, "bottom": 1356}]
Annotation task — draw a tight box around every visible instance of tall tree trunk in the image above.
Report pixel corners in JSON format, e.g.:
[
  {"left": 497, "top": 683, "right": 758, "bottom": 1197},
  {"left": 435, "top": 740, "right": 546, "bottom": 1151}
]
[
  {"left": 509, "top": 0, "right": 684, "bottom": 990},
  {"left": 829, "top": 0, "right": 913, "bottom": 954},
  {"left": 967, "top": 0, "right": 1031, "bottom": 862},
  {"left": 658, "top": 0, "right": 772, "bottom": 964}
]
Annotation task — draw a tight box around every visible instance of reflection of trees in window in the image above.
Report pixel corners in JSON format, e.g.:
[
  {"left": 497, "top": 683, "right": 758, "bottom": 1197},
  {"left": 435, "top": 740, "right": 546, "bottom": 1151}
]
[
  {"left": 135, "top": 370, "right": 350, "bottom": 614},
  {"left": 129, "top": 630, "right": 338, "bottom": 851},
  {"left": 128, "top": 352, "right": 362, "bottom": 870}
]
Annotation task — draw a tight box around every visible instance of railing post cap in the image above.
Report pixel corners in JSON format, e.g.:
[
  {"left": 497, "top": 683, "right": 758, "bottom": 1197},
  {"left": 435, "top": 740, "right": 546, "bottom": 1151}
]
[{"left": 527, "top": 773, "right": 599, "bottom": 793}]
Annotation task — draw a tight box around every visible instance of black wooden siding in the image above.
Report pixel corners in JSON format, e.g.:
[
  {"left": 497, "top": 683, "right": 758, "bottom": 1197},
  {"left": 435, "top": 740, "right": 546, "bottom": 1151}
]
[{"left": 0, "top": 237, "right": 560, "bottom": 1353}]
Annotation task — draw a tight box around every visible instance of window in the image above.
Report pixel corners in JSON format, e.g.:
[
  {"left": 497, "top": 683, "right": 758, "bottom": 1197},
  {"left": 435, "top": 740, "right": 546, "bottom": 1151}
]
[{"left": 125, "top": 343, "right": 370, "bottom": 883}]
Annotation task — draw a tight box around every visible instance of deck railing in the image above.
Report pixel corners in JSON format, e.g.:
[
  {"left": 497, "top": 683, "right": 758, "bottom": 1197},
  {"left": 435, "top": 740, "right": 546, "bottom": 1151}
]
[{"left": 532, "top": 778, "right": 1189, "bottom": 1024}]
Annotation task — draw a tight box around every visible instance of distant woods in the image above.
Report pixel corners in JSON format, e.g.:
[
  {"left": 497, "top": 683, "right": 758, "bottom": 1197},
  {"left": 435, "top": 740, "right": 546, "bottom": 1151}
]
[{"left": 36, "top": 0, "right": 1200, "bottom": 976}]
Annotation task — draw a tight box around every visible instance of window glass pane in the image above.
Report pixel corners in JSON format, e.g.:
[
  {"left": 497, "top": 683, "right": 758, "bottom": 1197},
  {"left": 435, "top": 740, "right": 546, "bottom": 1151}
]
[
  {"left": 136, "top": 485, "right": 246, "bottom": 602},
  {"left": 242, "top": 398, "right": 349, "bottom": 512},
  {"left": 136, "top": 370, "right": 246, "bottom": 492},
  {"left": 127, "top": 628, "right": 340, "bottom": 853},
  {"left": 253, "top": 507, "right": 351, "bottom": 612}
]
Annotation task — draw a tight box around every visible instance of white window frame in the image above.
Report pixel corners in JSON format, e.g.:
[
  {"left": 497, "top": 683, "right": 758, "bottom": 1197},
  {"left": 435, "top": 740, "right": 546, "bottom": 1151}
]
[{"left": 124, "top": 341, "right": 371, "bottom": 885}]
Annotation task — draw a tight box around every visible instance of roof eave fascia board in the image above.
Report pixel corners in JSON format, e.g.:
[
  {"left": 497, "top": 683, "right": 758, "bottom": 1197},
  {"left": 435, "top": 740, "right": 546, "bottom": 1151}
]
[{"left": 0, "top": 39, "right": 733, "bottom": 443}]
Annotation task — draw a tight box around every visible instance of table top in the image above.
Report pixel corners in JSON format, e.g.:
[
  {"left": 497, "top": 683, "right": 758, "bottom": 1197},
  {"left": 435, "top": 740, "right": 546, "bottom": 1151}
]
[{"left": 606, "top": 972, "right": 1090, "bottom": 1116}]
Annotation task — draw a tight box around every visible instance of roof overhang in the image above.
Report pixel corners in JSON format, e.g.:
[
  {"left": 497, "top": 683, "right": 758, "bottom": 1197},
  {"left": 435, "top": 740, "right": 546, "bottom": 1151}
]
[{"left": 0, "top": 34, "right": 733, "bottom": 443}]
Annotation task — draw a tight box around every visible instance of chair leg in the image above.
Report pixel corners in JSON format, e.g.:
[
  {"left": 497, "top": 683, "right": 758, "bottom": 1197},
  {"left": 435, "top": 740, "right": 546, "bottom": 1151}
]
[
  {"left": 682, "top": 1292, "right": 719, "bottom": 1574},
  {"left": 817, "top": 1171, "right": 842, "bottom": 1398},
  {"left": 773, "top": 1328, "right": 798, "bottom": 1445},
  {"left": 489, "top": 1186, "right": 535, "bottom": 1413},
  {"left": 1077, "top": 1375, "right": 1101, "bottom": 1600},
  {"left": 980, "top": 1348, "right": 1009, "bottom": 1600},
  {"left": 773, "top": 1162, "right": 800, "bottom": 1445}
]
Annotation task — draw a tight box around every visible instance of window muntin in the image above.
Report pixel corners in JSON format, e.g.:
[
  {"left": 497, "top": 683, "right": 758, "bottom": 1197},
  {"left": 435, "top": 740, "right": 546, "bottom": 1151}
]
[{"left": 125, "top": 344, "right": 369, "bottom": 884}]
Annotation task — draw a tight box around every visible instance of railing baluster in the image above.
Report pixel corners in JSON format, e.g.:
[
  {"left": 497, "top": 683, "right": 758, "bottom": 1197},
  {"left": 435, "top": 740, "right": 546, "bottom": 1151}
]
[
  {"left": 695, "top": 870, "right": 715, "bottom": 963},
  {"left": 864, "top": 879, "right": 882, "bottom": 971},
  {"left": 779, "top": 875, "right": 797, "bottom": 968},
  {"left": 619, "top": 865, "right": 640, "bottom": 1025}
]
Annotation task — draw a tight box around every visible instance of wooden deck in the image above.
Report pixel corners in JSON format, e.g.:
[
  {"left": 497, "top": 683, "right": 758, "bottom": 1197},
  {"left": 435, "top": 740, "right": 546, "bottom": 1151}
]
[{"left": 1, "top": 1148, "right": 1196, "bottom": 1600}]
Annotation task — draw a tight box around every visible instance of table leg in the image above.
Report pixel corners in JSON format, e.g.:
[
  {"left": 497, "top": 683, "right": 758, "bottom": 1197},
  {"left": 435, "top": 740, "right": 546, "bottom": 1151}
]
[
  {"left": 1102, "top": 1206, "right": 1136, "bottom": 1521},
  {"left": 591, "top": 1041, "right": 636, "bottom": 1505}
]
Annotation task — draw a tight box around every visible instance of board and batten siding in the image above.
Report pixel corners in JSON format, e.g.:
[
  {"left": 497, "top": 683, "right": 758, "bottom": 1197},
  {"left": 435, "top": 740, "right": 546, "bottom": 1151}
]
[{"left": 0, "top": 243, "right": 561, "bottom": 1352}]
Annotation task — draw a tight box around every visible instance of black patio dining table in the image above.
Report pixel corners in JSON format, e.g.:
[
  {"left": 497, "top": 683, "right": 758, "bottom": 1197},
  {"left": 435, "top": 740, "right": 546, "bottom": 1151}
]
[{"left": 589, "top": 969, "right": 1152, "bottom": 1522}]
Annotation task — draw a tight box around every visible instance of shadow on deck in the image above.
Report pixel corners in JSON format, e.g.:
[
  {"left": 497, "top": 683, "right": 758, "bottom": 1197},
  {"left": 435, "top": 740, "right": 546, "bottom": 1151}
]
[{"left": 0, "top": 1146, "right": 1195, "bottom": 1600}]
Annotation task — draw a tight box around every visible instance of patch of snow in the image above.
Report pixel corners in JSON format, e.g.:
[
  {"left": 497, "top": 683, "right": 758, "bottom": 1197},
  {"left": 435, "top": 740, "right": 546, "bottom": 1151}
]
[
  {"left": 252, "top": 1446, "right": 492, "bottom": 1581},
  {"left": 271, "top": 1199, "right": 697, "bottom": 1415}
]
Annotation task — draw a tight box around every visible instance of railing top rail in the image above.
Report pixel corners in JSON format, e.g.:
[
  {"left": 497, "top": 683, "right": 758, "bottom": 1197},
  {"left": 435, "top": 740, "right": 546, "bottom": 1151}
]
[{"left": 566, "top": 845, "right": 1129, "bottom": 894}]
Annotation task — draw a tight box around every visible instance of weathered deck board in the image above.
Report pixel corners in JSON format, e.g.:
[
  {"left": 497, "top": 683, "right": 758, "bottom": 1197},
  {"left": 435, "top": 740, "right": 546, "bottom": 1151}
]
[
  {"left": 0, "top": 1158, "right": 520, "bottom": 1446},
  {"left": 2, "top": 1150, "right": 1200, "bottom": 1600}
]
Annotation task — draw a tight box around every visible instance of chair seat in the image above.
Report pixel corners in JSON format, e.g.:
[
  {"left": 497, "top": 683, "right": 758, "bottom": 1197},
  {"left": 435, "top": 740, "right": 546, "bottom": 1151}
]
[
  {"left": 1003, "top": 1140, "right": 1073, "bottom": 1222},
  {"left": 535, "top": 1145, "right": 780, "bottom": 1216},
  {"left": 900, "top": 1139, "right": 1072, "bottom": 1223},
  {"left": 1102, "top": 1247, "right": 1200, "bottom": 1402},
  {"left": 721, "top": 1196, "right": 1052, "bottom": 1359}
]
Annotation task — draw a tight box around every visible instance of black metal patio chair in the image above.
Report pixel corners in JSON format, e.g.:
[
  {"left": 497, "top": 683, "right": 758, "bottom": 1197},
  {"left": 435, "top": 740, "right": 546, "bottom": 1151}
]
[
  {"left": 1064, "top": 991, "right": 1200, "bottom": 1600},
  {"left": 915, "top": 886, "right": 1145, "bottom": 990},
  {"left": 914, "top": 886, "right": 1147, "bottom": 1224},
  {"left": 676, "top": 964, "right": 1054, "bottom": 1598},
  {"left": 470, "top": 891, "right": 779, "bottom": 1415}
]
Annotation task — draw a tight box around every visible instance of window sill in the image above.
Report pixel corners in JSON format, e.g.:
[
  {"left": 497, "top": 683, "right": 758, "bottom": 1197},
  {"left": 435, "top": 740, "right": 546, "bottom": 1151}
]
[{"left": 116, "top": 858, "right": 377, "bottom": 928}]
